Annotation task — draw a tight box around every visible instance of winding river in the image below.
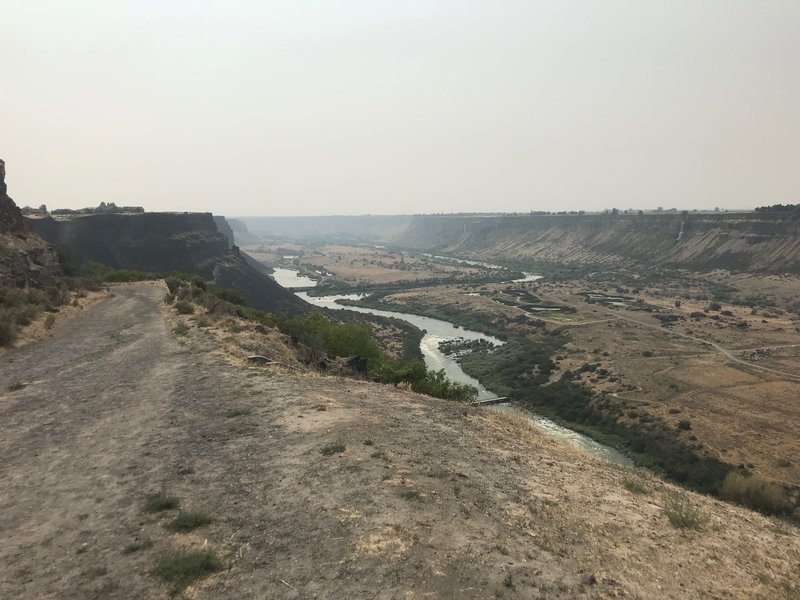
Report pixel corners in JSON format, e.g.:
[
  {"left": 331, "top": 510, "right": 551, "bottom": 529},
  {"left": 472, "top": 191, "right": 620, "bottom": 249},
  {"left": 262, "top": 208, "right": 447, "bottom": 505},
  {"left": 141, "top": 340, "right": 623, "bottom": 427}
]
[{"left": 275, "top": 267, "right": 632, "bottom": 465}]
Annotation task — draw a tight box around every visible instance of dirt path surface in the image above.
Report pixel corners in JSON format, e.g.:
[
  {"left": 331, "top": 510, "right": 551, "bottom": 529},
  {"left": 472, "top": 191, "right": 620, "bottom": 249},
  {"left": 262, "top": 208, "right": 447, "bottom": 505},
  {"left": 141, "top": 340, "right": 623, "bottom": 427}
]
[{"left": 1, "top": 284, "right": 799, "bottom": 599}]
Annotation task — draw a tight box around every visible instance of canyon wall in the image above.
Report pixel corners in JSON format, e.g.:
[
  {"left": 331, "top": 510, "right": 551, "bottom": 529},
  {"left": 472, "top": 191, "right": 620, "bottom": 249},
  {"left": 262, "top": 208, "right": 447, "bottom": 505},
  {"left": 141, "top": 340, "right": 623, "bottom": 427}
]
[{"left": 396, "top": 212, "right": 800, "bottom": 273}]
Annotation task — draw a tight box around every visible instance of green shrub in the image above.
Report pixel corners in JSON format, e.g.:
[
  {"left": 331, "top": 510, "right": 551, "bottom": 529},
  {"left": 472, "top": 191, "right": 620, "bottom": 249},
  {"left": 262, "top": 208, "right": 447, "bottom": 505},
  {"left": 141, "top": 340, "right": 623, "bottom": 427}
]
[
  {"left": 173, "top": 322, "right": 190, "bottom": 336},
  {"left": 81, "top": 262, "right": 159, "bottom": 283},
  {"left": 411, "top": 368, "right": 478, "bottom": 401},
  {"left": 721, "top": 472, "right": 790, "bottom": 515},
  {"left": 663, "top": 493, "right": 706, "bottom": 529},
  {"left": 164, "top": 277, "right": 182, "bottom": 294},
  {"left": 276, "top": 313, "right": 382, "bottom": 364},
  {"left": 208, "top": 285, "right": 247, "bottom": 306},
  {"left": 321, "top": 442, "right": 346, "bottom": 456},
  {"left": 165, "top": 511, "right": 212, "bottom": 533},
  {"left": 622, "top": 477, "right": 649, "bottom": 495},
  {"left": 174, "top": 301, "right": 194, "bottom": 315},
  {"left": 44, "top": 314, "right": 56, "bottom": 330},
  {"left": 152, "top": 549, "right": 222, "bottom": 594},
  {"left": 143, "top": 492, "right": 180, "bottom": 513},
  {"left": 163, "top": 293, "right": 175, "bottom": 305},
  {"left": 0, "top": 320, "right": 16, "bottom": 347},
  {"left": 14, "top": 303, "right": 42, "bottom": 326}
]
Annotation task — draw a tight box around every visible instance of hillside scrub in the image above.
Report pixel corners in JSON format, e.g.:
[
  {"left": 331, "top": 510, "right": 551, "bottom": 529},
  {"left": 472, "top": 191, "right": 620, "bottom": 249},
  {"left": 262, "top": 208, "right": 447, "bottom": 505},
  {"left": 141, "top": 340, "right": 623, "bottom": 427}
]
[
  {"left": 721, "top": 471, "right": 792, "bottom": 515},
  {"left": 0, "top": 260, "right": 162, "bottom": 346},
  {"left": 166, "top": 276, "right": 477, "bottom": 402},
  {"left": 0, "top": 281, "right": 96, "bottom": 347},
  {"left": 451, "top": 331, "right": 775, "bottom": 504}
]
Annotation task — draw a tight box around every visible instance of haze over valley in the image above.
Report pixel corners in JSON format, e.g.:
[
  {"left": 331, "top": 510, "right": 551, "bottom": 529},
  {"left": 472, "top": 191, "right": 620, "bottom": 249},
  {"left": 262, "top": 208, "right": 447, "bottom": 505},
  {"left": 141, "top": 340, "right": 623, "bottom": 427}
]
[{"left": 2, "top": 2, "right": 799, "bottom": 598}]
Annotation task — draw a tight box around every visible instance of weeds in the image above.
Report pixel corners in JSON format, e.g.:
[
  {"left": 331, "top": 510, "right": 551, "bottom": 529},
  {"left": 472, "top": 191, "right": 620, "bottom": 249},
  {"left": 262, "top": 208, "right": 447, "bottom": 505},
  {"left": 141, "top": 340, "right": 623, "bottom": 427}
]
[
  {"left": 225, "top": 408, "right": 251, "bottom": 418},
  {"left": 152, "top": 549, "right": 222, "bottom": 595},
  {"left": 370, "top": 451, "right": 389, "bottom": 461},
  {"left": 663, "top": 493, "right": 706, "bottom": 529},
  {"left": 321, "top": 442, "right": 346, "bottom": 456},
  {"left": 122, "top": 539, "right": 153, "bottom": 554},
  {"left": 721, "top": 471, "right": 790, "bottom": 515},
  {"left": 165, "top": 511, "right": 212, "bottom": 533},
  {"left": 173, "top": 322, "right": 189, "bottom": 336},
  {"left": 143, "top": 492, "right": 180, "bottom": 513},
  {"left": 398, "top": 488, "right": 422, "bottom": 501},
  {"left": 363, "top": 439, "right": 374, "bottom": 446},
  {"left": 8, "top": 381, "right": 25, "bottom": 391},
  {"left": 622, "top": 477, "right": 649, "bottom": 495},
  {"left": 427, "top": 468, "right": 449, "bottom": 479},
  {"left": 174, "top": 301, "right": 194, "bottom": 315}
]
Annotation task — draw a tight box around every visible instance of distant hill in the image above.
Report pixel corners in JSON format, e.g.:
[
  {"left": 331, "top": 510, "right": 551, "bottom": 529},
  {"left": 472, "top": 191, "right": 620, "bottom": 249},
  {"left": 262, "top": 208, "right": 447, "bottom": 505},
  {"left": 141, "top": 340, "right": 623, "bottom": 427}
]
[
  {"left": 396, "top": 212, "right": 800, "bottom": 274},
  {"left": 28, "top": 212, "right": 310, "bottom": 314},
  {"left": 236, "top": 215, "right": 412, "bottom": 242}
]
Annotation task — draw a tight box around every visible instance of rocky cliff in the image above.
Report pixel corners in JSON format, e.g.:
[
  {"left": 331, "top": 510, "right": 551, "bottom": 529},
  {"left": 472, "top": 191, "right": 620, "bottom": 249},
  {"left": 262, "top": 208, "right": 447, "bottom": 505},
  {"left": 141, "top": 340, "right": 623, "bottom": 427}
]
[
  {"left": 0, "top": 159, "right": 61, "bottom": 286},
  {"left": 396, "top": 212, "right": 800, "bottom": 273},
  {"left": 28, "top": 211, "right": 309, "bottom": 313}
]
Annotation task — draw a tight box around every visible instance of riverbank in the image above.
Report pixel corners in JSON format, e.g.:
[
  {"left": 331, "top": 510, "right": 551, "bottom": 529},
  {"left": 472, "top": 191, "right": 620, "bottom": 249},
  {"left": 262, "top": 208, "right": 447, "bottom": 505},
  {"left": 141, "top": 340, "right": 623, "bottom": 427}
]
[
  {"left": 268, "top": 258, "right": 799, "bottom": 517},
  {"left": 288, "top": 277, "right": 636, "bottom": 465}
]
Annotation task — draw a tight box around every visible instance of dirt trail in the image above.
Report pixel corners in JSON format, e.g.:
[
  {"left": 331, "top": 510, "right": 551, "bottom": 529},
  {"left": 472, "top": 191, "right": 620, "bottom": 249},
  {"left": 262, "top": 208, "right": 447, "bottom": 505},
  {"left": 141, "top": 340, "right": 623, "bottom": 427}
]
[
  {"left": 0, "top": 284, "right": 183, "bottom": 598},
  {"left": 1, "top": 284, "right": 798, "bottom": 599}
]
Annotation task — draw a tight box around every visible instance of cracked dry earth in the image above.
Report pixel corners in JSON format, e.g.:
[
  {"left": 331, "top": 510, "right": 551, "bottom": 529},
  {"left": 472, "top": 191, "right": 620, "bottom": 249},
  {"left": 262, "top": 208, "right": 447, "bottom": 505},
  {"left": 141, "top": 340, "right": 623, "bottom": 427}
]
[{"left": 1, "top": 284, "right": 799, "bottom": 599}]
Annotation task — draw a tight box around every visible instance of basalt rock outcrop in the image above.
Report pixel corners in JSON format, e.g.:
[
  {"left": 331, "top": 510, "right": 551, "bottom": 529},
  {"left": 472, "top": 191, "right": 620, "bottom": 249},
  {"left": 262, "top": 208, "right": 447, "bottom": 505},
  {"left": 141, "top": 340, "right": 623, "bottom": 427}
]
[
  {"left": 396, "top": 212, "right": 800, "bottom": 274},
  {"left": 0, "top": 159, "right": 61, "bottom": 286},
  {"left": 29, "top": 210, "right": 309, "bottom": 314}
]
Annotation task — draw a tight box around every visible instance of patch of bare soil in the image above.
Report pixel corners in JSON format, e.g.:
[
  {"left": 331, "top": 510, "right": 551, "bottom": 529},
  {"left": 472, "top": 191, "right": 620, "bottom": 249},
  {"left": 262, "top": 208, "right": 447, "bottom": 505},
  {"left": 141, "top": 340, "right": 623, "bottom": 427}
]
[{"left": 1, "top": 284, "right": 798, "bottom": 599}]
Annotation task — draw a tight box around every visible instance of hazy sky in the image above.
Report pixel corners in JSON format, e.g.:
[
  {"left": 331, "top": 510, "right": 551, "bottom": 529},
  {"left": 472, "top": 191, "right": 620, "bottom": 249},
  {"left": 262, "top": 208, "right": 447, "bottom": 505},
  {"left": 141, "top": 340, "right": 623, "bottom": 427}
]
[{"left": 2, "top": 1, "right": 798, "bottom": 216}]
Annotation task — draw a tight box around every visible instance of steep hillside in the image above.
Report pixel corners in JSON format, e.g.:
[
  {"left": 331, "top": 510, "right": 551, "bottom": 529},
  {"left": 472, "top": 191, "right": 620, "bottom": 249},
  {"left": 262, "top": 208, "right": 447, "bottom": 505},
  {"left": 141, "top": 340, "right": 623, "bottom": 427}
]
[
  {"left": 2, "top": 284, "right": 798, "bottom": 599},
  {"left": 28, "top": 212, "right": 309, "bottom": 314},
  {"left": 396, "top": 212, "right": 800, "bottom": 273},
  {"left": 0, "top": 159, "right": 60, "bottom": 286},
  {"left": 225, "top": 218, "right": 262, "bottom": 246}
]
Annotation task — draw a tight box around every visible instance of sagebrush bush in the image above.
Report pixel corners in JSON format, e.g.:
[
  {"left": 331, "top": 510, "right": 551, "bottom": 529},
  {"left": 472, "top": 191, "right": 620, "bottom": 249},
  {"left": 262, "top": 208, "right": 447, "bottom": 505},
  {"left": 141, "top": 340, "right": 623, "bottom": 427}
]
[
  {"left": 0, "top": 320, "right": 16, "bottom": 347},
  {"left": 174, "top": 301, "right": 195, "bottom": 315},
  {"left": 663, "top": 493, "right": 706, "bottom": 529},
  {"left": 143, "top": 492, "right": 180, "bottom": 513},
  {"left": 152, "top": 549, "right": 222, "bottom": 593},
  {"left": 721, "top": 472, "right": 790, "bottom": 515},
  {"left": 164, "top": 277, "right": 182, "bottom": 294},
  {"left": 165, "top": 511, "right": 212, "bottom": 533}
]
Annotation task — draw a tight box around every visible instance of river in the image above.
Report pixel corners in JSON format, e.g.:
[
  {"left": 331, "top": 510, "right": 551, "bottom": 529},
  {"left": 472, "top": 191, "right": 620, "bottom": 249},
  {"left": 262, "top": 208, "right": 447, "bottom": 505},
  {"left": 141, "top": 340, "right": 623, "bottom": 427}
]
[
  {"left": 278, "top": 268, "right": 631, "bottom": 465},
  {"left": 271, "top": 267, "right": 318, "bottom": 289},
  {"left": 422, "top": 253, "right": 543, "bottom": 283}
]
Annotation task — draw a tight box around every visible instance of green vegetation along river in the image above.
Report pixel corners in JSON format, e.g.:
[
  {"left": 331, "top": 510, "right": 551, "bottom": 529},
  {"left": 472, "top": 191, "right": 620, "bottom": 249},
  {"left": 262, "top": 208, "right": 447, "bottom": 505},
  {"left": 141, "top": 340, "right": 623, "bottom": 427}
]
[{"left": 281, "top": 271, "right": 632, "bottom": 466}]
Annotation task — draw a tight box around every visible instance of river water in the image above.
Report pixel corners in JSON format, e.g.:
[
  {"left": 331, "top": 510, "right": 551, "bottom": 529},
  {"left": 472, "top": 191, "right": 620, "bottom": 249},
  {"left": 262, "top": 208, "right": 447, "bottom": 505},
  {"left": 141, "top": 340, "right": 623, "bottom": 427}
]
[
  {"left": 279, "top": 267, "right": 631, "bottom": 465},
  {"left": 271, "top": 267, "right": 318, "bottom": 289},
  {"left": 423, "top": 253, "right": 543, "bottom": 283},
  {"left": 296, "top": 291, "right": 500, "bottom": 401}
]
